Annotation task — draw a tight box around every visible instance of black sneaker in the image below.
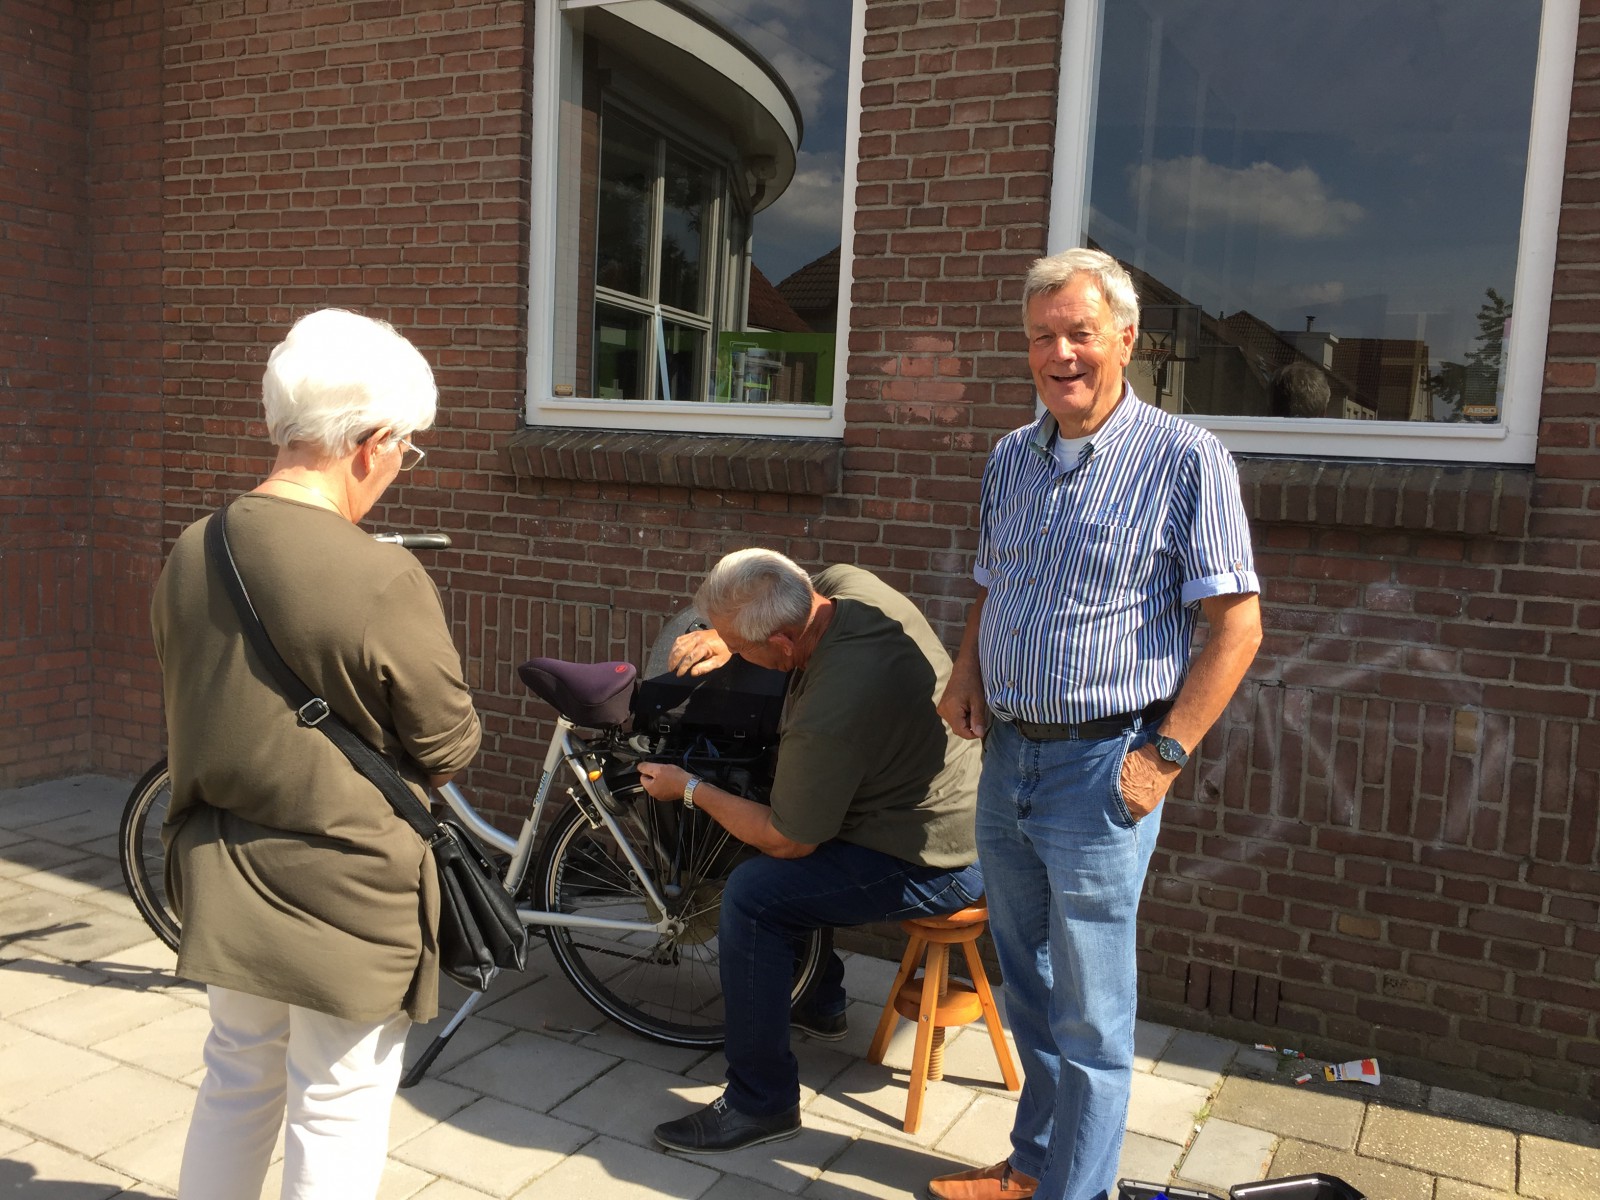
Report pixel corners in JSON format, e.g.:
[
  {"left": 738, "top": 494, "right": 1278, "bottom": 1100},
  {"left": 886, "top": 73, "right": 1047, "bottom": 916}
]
[
  {"left": 653, "top": 1095, "right": 801, "bottom": 1154},
  {"left": 790, "top": 1007, "right": 848, "bottom": 1041}
]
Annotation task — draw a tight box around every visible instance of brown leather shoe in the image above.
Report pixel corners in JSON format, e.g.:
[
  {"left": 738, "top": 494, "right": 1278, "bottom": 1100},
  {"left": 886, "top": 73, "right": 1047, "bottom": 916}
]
[{"left": 927, "top": 1159, "right": 1039, "bottom": 1200}]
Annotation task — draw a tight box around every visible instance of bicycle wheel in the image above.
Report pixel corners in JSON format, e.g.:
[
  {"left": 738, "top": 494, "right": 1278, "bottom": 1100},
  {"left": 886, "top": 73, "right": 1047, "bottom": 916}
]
[
  {"left": 535, "top": 800, "right": 824, "bottom": 1047},
  {"left": 119, "top": 759, "right": 180, "bottom": 951}
]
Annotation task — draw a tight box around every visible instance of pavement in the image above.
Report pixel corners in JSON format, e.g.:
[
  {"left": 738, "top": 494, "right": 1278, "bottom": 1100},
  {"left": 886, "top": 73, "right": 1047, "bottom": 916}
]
[{"left": 1, "top": 774, "right": 1597, "bottom": 1200}]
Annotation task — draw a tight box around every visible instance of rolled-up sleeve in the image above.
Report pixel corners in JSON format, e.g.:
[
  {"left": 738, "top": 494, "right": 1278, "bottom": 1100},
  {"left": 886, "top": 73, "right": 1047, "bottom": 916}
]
[{"left": 1174, "top": 437, "right": 1260, "bottom": 607}]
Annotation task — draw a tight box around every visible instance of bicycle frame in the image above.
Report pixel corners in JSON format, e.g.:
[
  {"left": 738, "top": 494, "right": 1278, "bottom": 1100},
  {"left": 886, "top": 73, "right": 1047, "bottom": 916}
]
[{"left": 433, "top": 713, "right": 679, "bottom": 938}]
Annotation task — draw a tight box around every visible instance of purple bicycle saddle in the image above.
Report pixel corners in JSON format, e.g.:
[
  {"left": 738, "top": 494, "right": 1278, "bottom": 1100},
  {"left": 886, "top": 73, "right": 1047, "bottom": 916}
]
[{"left": 517, "top": 658, "right": 638, "bottom": 728}]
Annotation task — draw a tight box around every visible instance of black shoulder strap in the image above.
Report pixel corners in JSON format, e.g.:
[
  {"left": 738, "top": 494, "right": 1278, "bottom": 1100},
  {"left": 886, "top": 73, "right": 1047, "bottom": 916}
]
[{"left": 203, "top": 506, "right": 440, "bottom": 842}]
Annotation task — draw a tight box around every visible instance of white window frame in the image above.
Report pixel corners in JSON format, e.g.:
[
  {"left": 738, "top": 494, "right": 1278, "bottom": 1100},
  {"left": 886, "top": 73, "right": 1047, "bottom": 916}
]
[
  {"left": 1050, "top": 0, "right": 1580, "bottom": 466},
  {"left": 526, "top": 0, "right": 862, "bottom": 438}
]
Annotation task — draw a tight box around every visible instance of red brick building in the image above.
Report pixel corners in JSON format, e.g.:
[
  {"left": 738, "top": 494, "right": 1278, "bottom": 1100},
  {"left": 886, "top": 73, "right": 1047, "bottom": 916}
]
[{"left": 3, "top": 0, "right": 1595, "bottom": 1117}]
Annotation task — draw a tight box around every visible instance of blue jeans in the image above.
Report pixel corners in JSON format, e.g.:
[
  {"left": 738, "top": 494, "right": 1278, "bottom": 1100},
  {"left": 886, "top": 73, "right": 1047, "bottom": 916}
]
[
  {"left": 718, "top": 840, "right": 983, "bottom": 1116},
  {"left": 977, "top": 718, "right": 1163, "bottom": 1200}
]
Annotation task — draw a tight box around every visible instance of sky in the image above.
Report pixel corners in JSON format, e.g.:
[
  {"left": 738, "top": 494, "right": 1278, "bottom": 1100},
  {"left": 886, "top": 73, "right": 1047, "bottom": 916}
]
[{"left": 1086, "top": 0, "right": 1543, "bottom": 374}]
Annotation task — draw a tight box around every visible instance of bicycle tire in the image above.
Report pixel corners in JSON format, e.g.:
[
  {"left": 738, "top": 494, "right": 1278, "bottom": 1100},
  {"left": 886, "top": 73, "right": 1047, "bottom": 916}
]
[
  {"left": 536, "top": 800, "right": 824, "bottom": 1047},
  {"left": 119, "top": 759, "right": 180, "bottom": 951}
]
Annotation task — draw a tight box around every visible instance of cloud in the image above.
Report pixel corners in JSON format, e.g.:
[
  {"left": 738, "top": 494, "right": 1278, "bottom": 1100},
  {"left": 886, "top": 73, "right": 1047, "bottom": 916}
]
[
  {"left": 760, "top": 150, "right": 844, "bottom": 237},
  {"left": 1274, "top": 280, "right": 1347, "bottom": 307},
  {"left": 1130, "top": 156, "right": 1363, "bottom": 239}
]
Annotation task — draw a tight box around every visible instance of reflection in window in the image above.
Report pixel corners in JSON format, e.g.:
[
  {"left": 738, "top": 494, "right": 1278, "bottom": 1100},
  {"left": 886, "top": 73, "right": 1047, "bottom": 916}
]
[
  {"left": 1087, "top": 0, "right": 1540, "bottom": 424},
  {"left": 550, "top": 1, "right": 852, "bottom": 410}
]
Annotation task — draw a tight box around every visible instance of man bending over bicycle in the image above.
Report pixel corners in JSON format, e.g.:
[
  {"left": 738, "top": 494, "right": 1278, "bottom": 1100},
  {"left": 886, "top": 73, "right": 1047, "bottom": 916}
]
[{"left": 637, "top": 548, "right": 982, "bottom": 1154}]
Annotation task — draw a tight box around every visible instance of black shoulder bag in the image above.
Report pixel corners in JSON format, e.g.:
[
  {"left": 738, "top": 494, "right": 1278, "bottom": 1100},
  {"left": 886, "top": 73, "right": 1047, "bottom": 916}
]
[{"left": 203, "top": 506, "right": 528, "bottom": 992}]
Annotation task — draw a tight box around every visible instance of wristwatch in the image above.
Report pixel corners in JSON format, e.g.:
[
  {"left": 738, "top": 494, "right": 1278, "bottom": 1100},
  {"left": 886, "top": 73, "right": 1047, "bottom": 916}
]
[
  {"left": 682, "top": 775, "right": 701, "bottom": 809},
  {"left": 1153, "top": 735, "right": 1189, "bottom": 769}
]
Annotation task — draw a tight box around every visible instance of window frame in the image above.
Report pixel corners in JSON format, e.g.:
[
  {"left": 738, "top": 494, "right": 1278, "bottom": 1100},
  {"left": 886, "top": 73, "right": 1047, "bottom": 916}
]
[
  {"left": 526, "top": 0, "right": 862, "bottom": 438},
  {"left": 1049, "top": 0, "right": 1580, "bottom": 466}
]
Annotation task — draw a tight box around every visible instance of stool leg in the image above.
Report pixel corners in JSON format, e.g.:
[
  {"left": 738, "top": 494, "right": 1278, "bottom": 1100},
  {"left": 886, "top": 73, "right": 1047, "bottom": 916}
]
[
  {"left": 904, "top": 941, "right": 948, "bottom": 1134},
  {"left": 962, "top": 937, "right": 1020, "bottom": 1091},
  {"left": 867, "top": 934, "right": 925, "bottom": 1065}
]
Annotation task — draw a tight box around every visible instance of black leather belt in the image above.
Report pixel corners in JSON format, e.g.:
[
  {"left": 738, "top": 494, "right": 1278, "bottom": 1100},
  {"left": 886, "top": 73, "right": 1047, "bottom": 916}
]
[{"left": 1012, "top": 699, "right": 1173, "bottom": 743}]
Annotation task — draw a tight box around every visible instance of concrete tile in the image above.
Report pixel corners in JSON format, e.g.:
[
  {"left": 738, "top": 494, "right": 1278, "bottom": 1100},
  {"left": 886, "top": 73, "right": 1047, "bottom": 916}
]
[
  {"left": 1358, "top": 1103, "right": 1514, "bottom": 1190},
  {"left": 1520, "top": 1133, "right": 1600, "bottom": 1200},
  {"left": 0, "top": 1032, "right": 118, "bottom": 1113},
  {"left": 1210, "top": 1075, "right": 1365, "bottom": 1151},
  {"left": 0, "top": 774, "right": 127, "bottom": 828},
  {"left": 1134, "top": 1019, "right": 1176, "bottom": 1072},
  {"left": 0, "top": 1124, "right": 31, "bottom": 1155},
  {"left": 91, "top": 1003, "right": 211, "bottom": 1079},
  {"left": 543, "top": 1017, "right": 712, "bottom": 1074},
  {"left": 1118, "top": 1131, "right": 1185, "bottom": 1186},
  {"left": 510, "top": 1133, "right": 718, "bottom": 1199},
  {"left": 0, "top": 1137, "right": 137, "bottom": 1198},
  {"left": 389, "top": 1076, "right": 481, "bottom": 1150},
  {"left": 17, "top": 978, "right": 190, "bottom": 1045},
  {"left": 409, "top": 1181, "right": 501, "bottom": 1200},
  {"left": 439, "top": 1029, "right": 618, "bottom": 1113},
  {"left": 390, "top": 1096, "right": 592, "bottom": 1197},
  {"left": 474, "top": 971, "right": 610, "bottom": 1038},
  {"left": 1435, "top": 1182, "right": 1516, "bottom": 1200},
  {"left": 24, "top": 804, "right": 123, "bottom": 848},
  {"left": 793, "top": 1033, "right": 860, "bottom": 1099},
  {"left": 699, "top": 1111, "right": 858, "bottom": 1195},
  {"left": 96, "top": 1116, "right": 191, "bottom": 1195},
  {"left": 0, "top": 955, "right": 116, "bottom": 1020},
  {"left": 841, "top": 951, "right": 903, "bottom": 1009},
  {"left": 378, "top": 1158, "right": 439, "bottom": 1200},
  {"left": 0, "top": 837, "right": 88, "bottom": 877},
  {"left": 1153, "top": 1029, "right": 1237, "bottom": 1090},
  {"left": 1177, "top": 1118, "right": 1276, "bottom": 1192},
  {"left": 803, "top": 1059, "right": 975, "bottom": 1145},
  {"left": 934, "top": 1022, "right": 1021, "bottom": 1094},
  {"left": 91, "top": 937, "right": 185, "bottom": 980},
  {"left": 931, "top": 1092, "right": 1017, "bottom": 1165},
  {"left": 1125, "top": 1071, "right": 1212, "bottom": 1143},
  {"left": 805, "top": 1132, "right": 974, "bottom": 1200},
  {"left": 701, "top": 1175, "right": 804, "bottom": 1200},
  {"left": 1430, "top": 1087, "right": 1600, "bottom": 1147},
  {"left": 812, "top": 997, "right": 916, "bottom": 1068},
  {"left": 403, "top": 1014, "right": 517, "bottom": 1083},
  {"left": 18, "top": 852, "right": 126, "bottom": 901},
  {"left": 1269, "top": 1138, "right": 1433, "bottom": 1200},
  {"left": 0, "top": 875, "right": 27, "bottom": 903},
  {"left": 0, "top": 1015, "right": 31, "bottom": 1050},
  {"left": 0, "top": 891, "right": 155, "bottom": 961},
  {"left": 4, "top": 1064, "right": 195, "bottom": 1157},
  {"left": 550, "top": 1060, "right": 718, "bottom": 1145}
]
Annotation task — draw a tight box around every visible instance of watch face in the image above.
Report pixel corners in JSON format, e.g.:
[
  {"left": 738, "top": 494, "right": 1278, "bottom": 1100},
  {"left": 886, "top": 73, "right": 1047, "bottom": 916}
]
[{"left": 1158, "top": 737, "right": 1186, "bottom": 764}]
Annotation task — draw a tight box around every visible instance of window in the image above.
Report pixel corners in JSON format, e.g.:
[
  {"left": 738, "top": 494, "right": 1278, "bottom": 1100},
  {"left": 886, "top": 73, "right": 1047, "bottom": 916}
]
[
  {"left": 1052, "top": 0, "right": 1580, "bottom": 464},
  {"left": 528, "top": 0, "right": 861, "bottom": 438}
]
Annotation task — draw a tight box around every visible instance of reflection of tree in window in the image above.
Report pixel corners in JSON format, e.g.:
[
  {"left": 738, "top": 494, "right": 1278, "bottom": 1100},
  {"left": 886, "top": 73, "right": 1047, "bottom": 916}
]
[
  {"left": 659, "top": 149, "right": 707, "bottom": 315},
  {"left": 1430, "top": 288, "right": 1510, "bottom": 423},
  {"left": 595, "top": 114, "right": 653, "bottom": 297}
]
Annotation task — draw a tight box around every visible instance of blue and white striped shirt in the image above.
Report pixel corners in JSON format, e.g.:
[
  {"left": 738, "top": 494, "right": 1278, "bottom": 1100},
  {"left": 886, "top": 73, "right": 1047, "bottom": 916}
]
[{"left": 974, "top": 387, "right": 1259, "bottom": 724}]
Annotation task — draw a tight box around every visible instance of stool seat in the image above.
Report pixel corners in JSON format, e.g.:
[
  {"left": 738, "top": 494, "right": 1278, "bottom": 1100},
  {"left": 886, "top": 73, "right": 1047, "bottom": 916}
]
[{"left": 867, "top": 900, "right": 1021, "bottom": 1133}]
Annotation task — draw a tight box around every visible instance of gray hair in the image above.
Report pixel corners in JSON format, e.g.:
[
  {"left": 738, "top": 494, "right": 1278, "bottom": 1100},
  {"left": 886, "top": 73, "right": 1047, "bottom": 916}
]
[
  {"left": 1021, "top": 248, "right": 1140, "bottom": 339},
  {"left": 261, "top": 309, "right": 437, "bottom": 456},
  {"left": 695, "top": 548, "right": 815, "bottom": 642},
  {"left": 1269, "top": 361, "right": 1332, "bottom": 419}
]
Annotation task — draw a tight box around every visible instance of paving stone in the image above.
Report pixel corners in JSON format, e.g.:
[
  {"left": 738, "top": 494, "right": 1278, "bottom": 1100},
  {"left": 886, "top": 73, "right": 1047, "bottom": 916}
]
[
  {"left": 1210, "top": 1075, "right": 1365, "bottom": 1150},
  {"left": 0, "top": 954, "right": 116, "bottom": 1018},
  {"left": 705, "top": 1111, "right": 858, "bottom": 1195},
  {"left": 440, "top": 1029, "right": 618, "bottom": 1113},
  {"left": 91, "top": 1003, "right": 212, "bottom": 1079},
  {"left": 1430, "top": 1087, "right": 1600, "bottom": 1148},
  {"left": 409, "top": 1180, "right": 501, "bottom": 1200},
  {"left": 6, "top": 1064, "right": 194, "bottom": 1158},
  {"left": 811, "top": 997, "right": 917, "bottom": 1067},
  {"left": 15, "top": 978, "right": 191, "bottom": 1045},
  {"left": 1153, "top": 1029, "right": 1238, "bottom": 1091},
  {"left": 1177, "top": 1118, "right": 1276, "bottom": 1192},
  {"left": 806, "top": 1132, "right": 980, "bottom": 1200},
  {"left": 474, "top": 971, "right": 611, "bottom": 1039},
  {"left": 1435, "top": 1182, "right": 1516, "bottom": 1200},
  {"left": 96, "top": 1116, "right": 191, "bottom": 1194},
  {"left": 0, "top": 1137, "right": 137, "bottom": 1198},
  {"left": 404, "top": 1011, "right": 518, "bottom": 1084},
  {"left": 0, "top": 1125, "right": 31, "bottom": 1155},
  {"left": 1358, "top": 1103, "right": 1515, "bottom": 1190},
  {"left": 537, "top": 1016, "right": 711, "bottom": 1074},
  {"left": 1520, "top": 1133, "right": 1600, "bottom": 1200},
  {"left": 1134, "top": 1019, "right": 1176, "bottom": 1072},
  {"left": 0, "top": 1032, "right": 119, "bottom": 1113},
  {"left": 389, "top": 1076, "right": 482, "bottom": 1150},
  {"left": 934, "top": 1021, "right": 1021, "bottom": 1095},
  {"left": 378, "top": 1158, "right": 439, "bottom": 1200},
  {"left": 802, "top": 1059, "right": 975, "bottom": 1146},
  {"left": 19, "top": 852, "right": 126, "bottom": 901},
  {"left": 24, "top": 804, "right": 123, "bottom": 847},
  {"left": 1269, "top": 1137, "right": 1433, "bottom": 1200},
  {"left": 390, "top": 1096, "right": 592, "bottom": 1197},
  {"left": 841, "top": 951, "right": 902, "bottom": 1009},
  {"left": 1118, "top": 1131, "right": 1185, "bottom": 1186},
  {"left": 0, "top": 780, "right": 102, "bottom": 830},
  {"left": 550, "top": 1060, "right": 717, "bottom": 1145},
  {"left": 0, "top": 876, "right": 26, "bottom": 902},
  {"left": 0, "top": 892, "right": 154, "bottom": 961},
  {"left": 511, "top": 1133, "right": 718, "bottom": 1198},
  {"left": 0, "top": 837, "right": 89, "bottom": 878},
  {"left": 701, "top": 1174, "right": 803, "bottom": 1200},
  {"left": 1125, "top": 1071, "right": 1212, "bottom": 1143},
  {"left": 932, "top": 1092, "right": 1017, "bottom": 1166}
]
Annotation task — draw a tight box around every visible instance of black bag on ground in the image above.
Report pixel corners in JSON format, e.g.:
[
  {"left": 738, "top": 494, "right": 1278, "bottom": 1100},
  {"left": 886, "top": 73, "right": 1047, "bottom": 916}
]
[{"left": 204, "top": 507, "right": 528, "bottom": 993}]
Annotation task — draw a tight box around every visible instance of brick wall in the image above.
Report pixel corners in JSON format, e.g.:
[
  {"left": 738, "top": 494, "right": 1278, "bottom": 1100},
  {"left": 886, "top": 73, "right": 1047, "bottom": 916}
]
[{"left": 0, "top": 3, "right": 94, "bottom": 785}]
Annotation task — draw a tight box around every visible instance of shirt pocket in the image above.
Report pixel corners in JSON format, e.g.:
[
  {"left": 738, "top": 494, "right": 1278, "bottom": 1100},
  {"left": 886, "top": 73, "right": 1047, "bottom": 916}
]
[{"left": 1060, "top": 519, "right": 1142, "bottom": 608}]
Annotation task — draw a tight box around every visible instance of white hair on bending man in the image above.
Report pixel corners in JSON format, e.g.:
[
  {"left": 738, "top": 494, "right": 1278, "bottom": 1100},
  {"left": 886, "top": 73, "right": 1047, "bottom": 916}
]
[{"left": 695, "top": 548, "right": 815, "bottom": 642}]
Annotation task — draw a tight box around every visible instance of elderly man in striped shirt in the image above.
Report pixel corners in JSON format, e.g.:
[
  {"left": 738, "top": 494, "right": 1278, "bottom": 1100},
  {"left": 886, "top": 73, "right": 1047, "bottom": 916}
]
[{"left": 930, "top": 248, "right": 1263, "bottom": 1200}]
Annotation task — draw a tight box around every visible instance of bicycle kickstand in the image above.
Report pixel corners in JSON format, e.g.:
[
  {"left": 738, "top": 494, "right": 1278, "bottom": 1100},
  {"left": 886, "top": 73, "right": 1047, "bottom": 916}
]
[{"left": 400, "top": 987, "right": 491, "bottom": 1089}]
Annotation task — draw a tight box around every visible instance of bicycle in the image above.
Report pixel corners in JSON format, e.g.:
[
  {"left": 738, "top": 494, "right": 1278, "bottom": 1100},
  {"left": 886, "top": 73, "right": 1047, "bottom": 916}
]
[{"left": 119, "top": 534, "right": 824, "bottom": 1082}]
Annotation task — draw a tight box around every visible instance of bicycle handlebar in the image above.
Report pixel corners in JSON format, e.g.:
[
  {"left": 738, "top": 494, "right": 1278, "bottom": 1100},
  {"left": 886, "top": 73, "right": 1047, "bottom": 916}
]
[{"left": 372, "top": 533, "right": 453, "bottom": 549}]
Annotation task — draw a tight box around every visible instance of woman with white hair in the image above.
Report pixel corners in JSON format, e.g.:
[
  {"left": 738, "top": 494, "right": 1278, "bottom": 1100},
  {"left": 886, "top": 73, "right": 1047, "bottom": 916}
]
[{"left": 152, "top": 309, "right": 480, "bottom": 1200}]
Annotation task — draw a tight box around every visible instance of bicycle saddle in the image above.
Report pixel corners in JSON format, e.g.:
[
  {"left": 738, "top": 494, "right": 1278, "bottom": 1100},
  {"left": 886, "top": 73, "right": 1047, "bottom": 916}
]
[{"left": 518, "top": 658, "right": 638, "bottom": 727}]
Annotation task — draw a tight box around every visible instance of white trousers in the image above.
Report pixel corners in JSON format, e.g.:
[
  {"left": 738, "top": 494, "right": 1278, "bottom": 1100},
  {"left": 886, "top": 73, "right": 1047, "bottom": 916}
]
[{"left": 178, "top": 985, "right": 411, "bottom": 1200}]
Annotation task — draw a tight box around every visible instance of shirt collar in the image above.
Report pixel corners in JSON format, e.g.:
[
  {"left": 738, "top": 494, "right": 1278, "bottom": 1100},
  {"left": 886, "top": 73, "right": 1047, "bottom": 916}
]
[{"left": 1026, "top": 381, "right": 1141, "bottom": 469}]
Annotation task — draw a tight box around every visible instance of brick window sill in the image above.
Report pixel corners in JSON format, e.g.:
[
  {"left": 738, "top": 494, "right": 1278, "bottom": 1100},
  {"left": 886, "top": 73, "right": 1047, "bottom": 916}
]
[
  {"left": 506, "top": 427, "right": 842, "bottom": 496},
  {"left": 1236, "top": 457, "right": 1532, "bottom": 536}
]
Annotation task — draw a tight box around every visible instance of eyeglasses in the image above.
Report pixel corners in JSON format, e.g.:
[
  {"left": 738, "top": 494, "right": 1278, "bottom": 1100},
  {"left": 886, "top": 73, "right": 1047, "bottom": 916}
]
[{"left": 397, "top": 438, "right": 425, "bottom": 472}]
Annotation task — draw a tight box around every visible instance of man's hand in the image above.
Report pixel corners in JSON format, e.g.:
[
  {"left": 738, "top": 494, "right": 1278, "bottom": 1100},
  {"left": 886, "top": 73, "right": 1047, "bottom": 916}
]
[
  {"left": 937, "top": 671, "right": 989, "bottom": 740},
  {"left": 667, "top": 628, "right": 732, "bottom": 677},
  {"left": 1118, "top": 745, "right": 1180, "bottom": 821},
  {"left": 636, "top": 761, "right": 690, "bottom": 802}
]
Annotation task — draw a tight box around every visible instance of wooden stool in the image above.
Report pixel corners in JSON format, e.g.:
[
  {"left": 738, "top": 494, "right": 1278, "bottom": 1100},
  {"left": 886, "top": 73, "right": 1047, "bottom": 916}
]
[{"left": 866, "top": 902, "right": 1021, "bottom": 1132}]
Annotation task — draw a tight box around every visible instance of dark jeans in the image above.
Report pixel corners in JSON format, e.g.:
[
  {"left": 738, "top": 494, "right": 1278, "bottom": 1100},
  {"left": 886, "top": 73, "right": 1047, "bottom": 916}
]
[{"left": 718, "top": 839, "right": 983, "bottom": 1116}]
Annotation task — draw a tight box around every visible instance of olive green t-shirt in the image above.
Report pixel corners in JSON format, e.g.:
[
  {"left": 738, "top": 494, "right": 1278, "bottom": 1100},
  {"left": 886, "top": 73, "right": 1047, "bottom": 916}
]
[
  {"left": 151, "top": 495, "right": 480, "bottom": 1022},
  {"left": 767, "top": 566, "right": 979, "bottom": 868}
]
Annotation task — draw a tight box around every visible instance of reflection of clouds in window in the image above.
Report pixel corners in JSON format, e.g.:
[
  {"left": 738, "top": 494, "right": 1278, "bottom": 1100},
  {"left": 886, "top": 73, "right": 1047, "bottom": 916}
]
[
  {"left": 754, "top": 150, "right": 844, "bottom": 281},
  {"left": 1131, "top": 156, "right": 1363, "bottom": 239},
  {"left": 685, "top": 0, "right": 842, "bottom": 126}
]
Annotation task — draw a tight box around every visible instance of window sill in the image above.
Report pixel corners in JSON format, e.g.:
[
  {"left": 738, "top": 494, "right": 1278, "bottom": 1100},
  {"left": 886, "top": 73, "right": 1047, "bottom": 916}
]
[
  {"left": 506, "top": 427, "right": 842, "bottom": 496},
  {"left": 1236, "top": 457, "right": 1532, "bottom": 536}
]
